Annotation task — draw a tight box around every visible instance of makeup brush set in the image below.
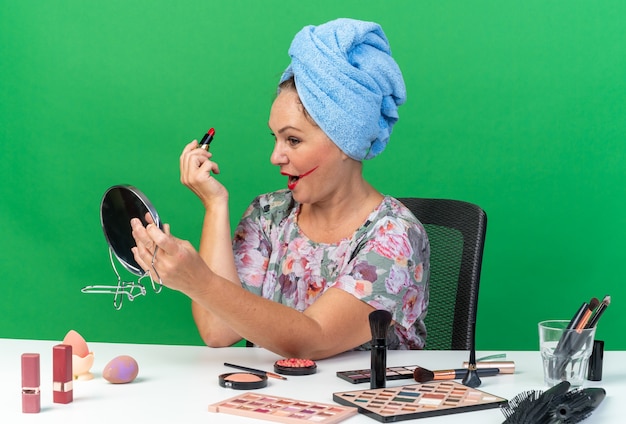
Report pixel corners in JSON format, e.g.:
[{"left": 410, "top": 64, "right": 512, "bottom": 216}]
[
  {"left": 210, "top": 307, "right": 609, "bottom": 423},
  {"left": 550, "top": 295, "right": 610, "bottom": 382},
  {"left": 359, "top": 308, "right": 609, "bottom": 423},
  {"left": 330, "top": 311, "right": 510, "bottom": 422}
]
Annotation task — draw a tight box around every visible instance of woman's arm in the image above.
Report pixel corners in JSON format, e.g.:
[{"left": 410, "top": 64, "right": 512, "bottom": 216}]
[
  {"left": 130, "top": 202, "right": 428, "bottom": 358},
  {"left": 191, "top": 199, "right": 243, "bottom": 347},
  {"left": 131, "top": 219, "right": 374, "bottom": 358},
  {"left": 178, "top": 140, "right": 243, "bottom": 347},
  {"left": 171, "top": 142, "right": 374, "bottom": 354}
]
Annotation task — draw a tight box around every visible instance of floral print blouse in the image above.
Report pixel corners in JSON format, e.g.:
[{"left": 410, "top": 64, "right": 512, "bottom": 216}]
[{"left": 232, "top": 189, "right": 430, "bottom": 350}]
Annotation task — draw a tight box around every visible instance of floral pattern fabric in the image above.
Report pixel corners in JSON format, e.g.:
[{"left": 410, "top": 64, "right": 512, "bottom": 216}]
[{"left": 233, "top": 189, "right": 430, "bottom": 350}]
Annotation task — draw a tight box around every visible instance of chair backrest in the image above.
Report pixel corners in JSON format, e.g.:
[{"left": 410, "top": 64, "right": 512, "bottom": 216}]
[{"left": 397, "top": 198, "right": 487, "bottom": 350}]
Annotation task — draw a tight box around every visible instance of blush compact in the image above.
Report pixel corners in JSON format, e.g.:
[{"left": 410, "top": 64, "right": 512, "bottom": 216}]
[
  {"left": 218, "top": 372, "right": 268, "bottom": 390},
  {"left": 274, "top": 358, "right": 317, "bottom": 376}
]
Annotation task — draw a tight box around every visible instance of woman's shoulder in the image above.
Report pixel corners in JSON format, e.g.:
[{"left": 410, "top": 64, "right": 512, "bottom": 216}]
[
  {"left": 365, "top": 195, "right": 429, "bottom": 243},
  {"left": 380, "top": 196, "right": 422, "bottom": 226}
]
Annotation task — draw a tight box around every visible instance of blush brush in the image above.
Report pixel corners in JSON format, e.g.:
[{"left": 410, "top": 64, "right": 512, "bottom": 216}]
[
  {"left": 413, "top": 366, "right": 500, "bottom": 383},
  {"left": 369, "top": 309, "right": 393, "bottom": 389},
  {"left": 462, "top": 317, "right": 482, "bottom": 388}
]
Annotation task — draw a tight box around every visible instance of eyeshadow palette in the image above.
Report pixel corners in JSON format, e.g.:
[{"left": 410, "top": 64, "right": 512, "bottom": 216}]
[
  {"left": 336, "top": 365, "right": 418, "bottom": 384},
  {"left": 333, "top": 381, "right": 507, "bottom": 422},
  {"left": 208, "top": 393, "right": 357, "bottom": 423}
]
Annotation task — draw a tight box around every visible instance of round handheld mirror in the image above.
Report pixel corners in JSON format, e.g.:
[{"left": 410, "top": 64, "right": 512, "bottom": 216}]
[{"left": 100, "top": 184, "right": 162, "bottom": 276}]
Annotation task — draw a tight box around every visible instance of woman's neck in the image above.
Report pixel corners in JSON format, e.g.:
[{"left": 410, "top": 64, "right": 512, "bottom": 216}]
[{"left": 297, "top": 181, "right": 383, "bottom": 243}]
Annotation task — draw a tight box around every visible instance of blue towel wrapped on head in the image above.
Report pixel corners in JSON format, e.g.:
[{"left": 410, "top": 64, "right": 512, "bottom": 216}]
[{"left": 280, "top": 18, "right": 406, "bottom": 161}]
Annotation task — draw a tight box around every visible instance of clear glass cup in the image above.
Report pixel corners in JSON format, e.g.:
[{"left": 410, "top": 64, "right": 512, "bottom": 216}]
[{"left": 538, "top": 319, "right": 596, "bottom": 387}]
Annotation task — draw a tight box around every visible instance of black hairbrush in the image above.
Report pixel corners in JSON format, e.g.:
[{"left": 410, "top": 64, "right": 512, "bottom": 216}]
[
  {"left": 501, "top": 382, "right": 606, "bottom": 424},
  {"left": 501, "top": 381, "right": 571, "bottom": 423},
  {"left": 550, "top": 387, "right": 606, "bottom": 423}
]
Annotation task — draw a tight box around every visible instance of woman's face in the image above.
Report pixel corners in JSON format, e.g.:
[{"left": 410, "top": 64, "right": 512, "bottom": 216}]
[{"left": 269, "top": 89, "right": 348, "bottom": 203}]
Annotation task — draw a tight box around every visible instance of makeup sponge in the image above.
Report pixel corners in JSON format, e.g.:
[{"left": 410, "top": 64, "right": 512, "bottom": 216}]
[
  {"left": 62, "top": 330, "right": 95, "bottom": 380},
  {"left": 62, "top": 330, "right": 89, "bottom": 357},
  {"left": 103, "top": 355, "right": 139, "bottom": 384}
]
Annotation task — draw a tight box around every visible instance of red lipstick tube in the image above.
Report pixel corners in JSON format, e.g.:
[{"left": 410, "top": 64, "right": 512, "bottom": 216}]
[
  {"left": 53, "top": 344, "right": 73, "bottom": 404},
  {"left": 21, "top": 353, "right": 41, "bottom": 413},
  {"left": 198, "top": 127, "right": 215, "bottom": 150}
]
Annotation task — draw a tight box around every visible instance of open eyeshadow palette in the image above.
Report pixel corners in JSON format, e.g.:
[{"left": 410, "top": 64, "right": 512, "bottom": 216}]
[
  {"left": 208, "top": 392, "right": 358, "bottom": 423},
  {"left": 333, "top": 381, "right": 507, "bottom": 422},
  {"left": 336, "top": 365, "right": 418, "bottom": 384}
]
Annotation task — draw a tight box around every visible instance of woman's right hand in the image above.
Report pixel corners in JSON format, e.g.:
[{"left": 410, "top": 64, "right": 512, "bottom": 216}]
[{"left": 179, "top": 140, "right": 228, "bottom": 207}]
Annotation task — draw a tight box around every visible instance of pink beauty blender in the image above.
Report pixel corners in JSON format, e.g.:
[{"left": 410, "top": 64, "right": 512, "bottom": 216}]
[
  {"left": 103, "top": 355, "right": 139, "bottom": 384},
  {"left": 62, "top": 330, "right": 95, "bottom": 380}
]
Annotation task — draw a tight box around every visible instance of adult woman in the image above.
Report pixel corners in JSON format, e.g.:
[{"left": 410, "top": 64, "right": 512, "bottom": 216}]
[{"left": 131, "top": 18, "right": 429, "bottom": 360}]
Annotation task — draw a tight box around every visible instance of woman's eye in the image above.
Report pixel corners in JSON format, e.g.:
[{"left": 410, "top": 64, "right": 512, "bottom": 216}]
[{"left": 287, "top": 137, "right": 301, "bottom": 146}]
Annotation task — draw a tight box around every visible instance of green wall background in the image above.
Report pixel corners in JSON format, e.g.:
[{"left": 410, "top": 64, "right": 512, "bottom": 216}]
[{"left": 1, "top": 1, "right": 624, "bottom": 350}]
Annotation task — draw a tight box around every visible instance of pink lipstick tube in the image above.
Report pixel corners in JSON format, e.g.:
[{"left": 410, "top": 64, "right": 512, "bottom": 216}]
[
  {"left": 53, "top": 344, "right": 73, "bottom": 404},
  {"left": 21, "top": 353, "right": 41, "bottom": 413}
]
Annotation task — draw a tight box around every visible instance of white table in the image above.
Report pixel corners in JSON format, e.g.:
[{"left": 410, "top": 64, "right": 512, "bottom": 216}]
[{"left": 0, "top": 338, "right": 622, "bottom": 423}]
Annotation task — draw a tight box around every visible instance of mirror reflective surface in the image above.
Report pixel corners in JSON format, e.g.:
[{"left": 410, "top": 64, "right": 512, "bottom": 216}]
[
  {"left": 101, "top": 185, "right": 162, "bottom": 276},
  {"left": 82, "top": 184, "right": 163, "bottom": 309}
]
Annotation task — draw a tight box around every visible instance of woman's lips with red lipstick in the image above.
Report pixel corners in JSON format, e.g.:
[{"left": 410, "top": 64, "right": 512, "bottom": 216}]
[{"left": 281, "top": 166, "right": 319, "bottom": 190}]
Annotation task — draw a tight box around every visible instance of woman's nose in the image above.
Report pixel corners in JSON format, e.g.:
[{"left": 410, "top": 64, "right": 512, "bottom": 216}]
[{"left": 270, "top": 142, "right": 287, "bottom": 166}]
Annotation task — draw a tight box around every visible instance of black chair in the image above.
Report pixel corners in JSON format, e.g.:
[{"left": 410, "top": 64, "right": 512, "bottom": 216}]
[{"left": 397, "top": 198, "right": 487, "bottom": 350}]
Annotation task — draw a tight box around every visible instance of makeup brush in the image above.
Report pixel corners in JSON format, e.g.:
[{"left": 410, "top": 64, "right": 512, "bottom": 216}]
[
  {"left": 369, "top": 309, "right": 392, "bottom": 389},
  {"left": 554, "top": 297, "right": 600, "bottom": 379},
  {"left": 223, "top": 362, "right": 287, "bottom": 380},
  {"left": 461, "top": 318, "right": 481, "bottom": 388},
  {"left": 555, "top": 298, "right": 598, "bottom": 357},
  {"left": 413, "top": 366, "right": 500, "bottom": 383},
  {"left": 586, "top": 295, "right": 611, "bottom": 329},
  {"left": 574, "top": 297, "right": 600, "bottom": 331}
]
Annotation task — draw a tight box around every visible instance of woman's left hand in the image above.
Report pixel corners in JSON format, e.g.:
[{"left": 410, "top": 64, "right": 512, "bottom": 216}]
[{"left": 130, "top": 217, "right": 212, "bottom": 297}]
